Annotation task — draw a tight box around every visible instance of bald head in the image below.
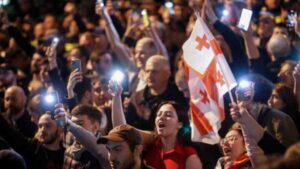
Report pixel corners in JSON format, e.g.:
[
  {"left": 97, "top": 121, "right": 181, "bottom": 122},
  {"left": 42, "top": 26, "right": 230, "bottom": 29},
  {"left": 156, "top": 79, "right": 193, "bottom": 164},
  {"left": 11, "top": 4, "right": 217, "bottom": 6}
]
[
  {"left": 4, "top": 86, "right": 27, "bottom": 116},
  {"left": 145, "top": 55, "right": 170, "bottom": 91},
  {"left": 134, "top": 37, "right": 159, "bottom": 69},
  {"left": 146, "top": 55, "right": 170, "bottom": 71}
]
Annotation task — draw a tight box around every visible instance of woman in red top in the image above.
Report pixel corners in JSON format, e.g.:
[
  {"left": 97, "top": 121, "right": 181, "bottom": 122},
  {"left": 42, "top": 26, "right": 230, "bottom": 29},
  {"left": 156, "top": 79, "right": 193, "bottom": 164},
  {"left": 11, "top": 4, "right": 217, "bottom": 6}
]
[{"left": 109, "top": 82, "right": 203, "bottom": 169}]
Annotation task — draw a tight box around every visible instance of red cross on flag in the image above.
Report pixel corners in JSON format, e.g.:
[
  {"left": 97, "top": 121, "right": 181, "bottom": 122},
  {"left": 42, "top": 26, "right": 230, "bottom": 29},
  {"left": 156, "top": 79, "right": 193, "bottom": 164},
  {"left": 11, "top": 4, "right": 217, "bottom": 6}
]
[{"left": 182, "top": 16, "right": 236, "bottom": 144}]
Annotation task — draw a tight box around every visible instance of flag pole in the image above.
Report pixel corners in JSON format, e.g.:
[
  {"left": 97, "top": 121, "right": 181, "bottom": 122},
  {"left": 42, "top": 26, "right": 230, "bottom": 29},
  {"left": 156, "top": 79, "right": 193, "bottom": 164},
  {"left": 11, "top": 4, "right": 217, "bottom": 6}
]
[
  {"left": 215, "top": 56, "right": 236, "bottom": 104},
  {"left": 196, "top": 0, "right": 236, "bottom": 104}
]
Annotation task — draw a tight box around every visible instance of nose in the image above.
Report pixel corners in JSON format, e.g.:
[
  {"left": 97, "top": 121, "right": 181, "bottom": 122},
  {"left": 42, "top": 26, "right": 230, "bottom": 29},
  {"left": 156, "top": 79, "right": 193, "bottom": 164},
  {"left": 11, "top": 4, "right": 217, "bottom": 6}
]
[{"left": 109, "top": 152, "right": 115, "bottom": 162}]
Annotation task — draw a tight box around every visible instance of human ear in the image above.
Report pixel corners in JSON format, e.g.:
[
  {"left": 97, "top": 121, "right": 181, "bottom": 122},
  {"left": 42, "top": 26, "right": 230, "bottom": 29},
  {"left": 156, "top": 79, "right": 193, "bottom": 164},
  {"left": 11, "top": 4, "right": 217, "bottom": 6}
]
[
  {"left": 178, "top": 122, "right": 183, "bottom": 129},
  {"left": 134, "top": 145, "right": 143, "bottom": 157}
]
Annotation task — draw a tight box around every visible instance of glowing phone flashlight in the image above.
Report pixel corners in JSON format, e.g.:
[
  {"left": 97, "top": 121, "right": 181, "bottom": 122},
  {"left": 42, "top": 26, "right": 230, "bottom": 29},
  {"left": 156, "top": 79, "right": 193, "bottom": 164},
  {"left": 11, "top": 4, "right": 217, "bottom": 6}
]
[
  {"left": 222, "top": 9, "right": 229, "bottom": 17},
  {"left": 97, "top": 0, "right": 104, "bottom": 7},
  {"left": 51, "top": 37, "right": 59, "bottom": 48},
  {"left": 111, "top": 70, "right": 124, "bottom": 83}
]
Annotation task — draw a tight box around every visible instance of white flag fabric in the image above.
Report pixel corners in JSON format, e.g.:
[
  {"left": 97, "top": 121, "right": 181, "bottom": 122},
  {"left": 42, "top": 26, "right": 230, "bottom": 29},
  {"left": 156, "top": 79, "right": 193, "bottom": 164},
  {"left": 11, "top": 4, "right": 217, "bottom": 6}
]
[{"left": 182, "top": 16, "right": 237, "bottom": 144}]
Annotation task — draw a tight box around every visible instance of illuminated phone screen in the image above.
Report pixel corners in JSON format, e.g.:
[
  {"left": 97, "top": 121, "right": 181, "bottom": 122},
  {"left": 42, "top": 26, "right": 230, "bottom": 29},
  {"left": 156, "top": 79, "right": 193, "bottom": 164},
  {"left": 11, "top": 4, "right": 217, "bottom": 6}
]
[{"left": 238, "top": 9, "right": 253, "bottom": 31}]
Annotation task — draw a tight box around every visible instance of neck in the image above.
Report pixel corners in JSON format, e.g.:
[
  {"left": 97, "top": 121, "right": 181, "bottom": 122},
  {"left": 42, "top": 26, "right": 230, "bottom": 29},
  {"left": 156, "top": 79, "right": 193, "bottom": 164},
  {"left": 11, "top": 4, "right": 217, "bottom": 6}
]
[
  {"left": 161, "top": 134, "right": 177, "bottom": 151},
  {"left": 44, "top": 139, "right": 61, "bottom": 151},
  {"left": 149, "top": 83, "right": 168, "bottom": 96},
  {"left": 132, "top": 159, "right": 142, "bottom": 169}
]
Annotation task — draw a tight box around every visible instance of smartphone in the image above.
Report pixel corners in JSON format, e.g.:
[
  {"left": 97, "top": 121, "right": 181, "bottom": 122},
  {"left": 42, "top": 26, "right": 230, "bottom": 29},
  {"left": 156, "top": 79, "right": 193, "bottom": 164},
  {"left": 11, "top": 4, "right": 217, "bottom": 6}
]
[
  {"left": 165, "top": 1, "right": 174, "bottom": 15},
  {"left": 237, "top": 9, "right": 253, "bottom": 31},
  {"left": 287, "top": 10, "right": 296, "bottom": 28},
  {"left": 42, "top": 91, "right": 59, "bottom": 119},
  {"left": 51, "top": 37, "right": 59, "bottom": 48},
  {"left": 71, "top": 59, "right": 81, "bottom": 72},
  {"left": 236, "top": 80, "right": 254, "bottom": 101},
  {"left": 141, "top": 9, "right": 149, "bottom": 27},
  {"left": 97, "top": 0, "right": 104, "bottom": 7}
]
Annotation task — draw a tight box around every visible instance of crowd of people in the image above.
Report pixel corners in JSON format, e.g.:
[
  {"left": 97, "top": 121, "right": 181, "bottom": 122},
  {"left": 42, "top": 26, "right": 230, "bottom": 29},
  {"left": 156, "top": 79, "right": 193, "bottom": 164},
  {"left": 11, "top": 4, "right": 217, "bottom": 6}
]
[{"left": 0, "top": 0, "right": 300, "bottom": 168}]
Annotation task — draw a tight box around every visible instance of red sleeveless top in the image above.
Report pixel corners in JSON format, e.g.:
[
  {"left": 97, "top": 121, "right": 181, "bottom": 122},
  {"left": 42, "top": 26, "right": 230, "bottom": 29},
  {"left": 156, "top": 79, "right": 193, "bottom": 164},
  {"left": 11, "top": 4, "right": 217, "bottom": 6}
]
[{"left": 144, "top": 138, "right": 197, "bottom": 169}]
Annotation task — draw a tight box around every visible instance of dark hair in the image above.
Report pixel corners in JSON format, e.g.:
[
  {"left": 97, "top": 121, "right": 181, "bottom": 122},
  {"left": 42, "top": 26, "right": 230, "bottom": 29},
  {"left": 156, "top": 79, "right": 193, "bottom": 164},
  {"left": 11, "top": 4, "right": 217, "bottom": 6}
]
[
  {"left": 0, "top": 149, "right": 27, "bottom": 169},
  {"left": 71, "top": 105, "right": 102, "bottom": 124},
  {"left": 241, "top": 74, "right": 274, "bottom": 104},
  {"left": 273, "top": 83, "right": 299, "bottom": 122},
  {"left": 74, "top": 77, "right": 92, "bottom": 102},
  {"left": 155, "top": 101, "right": 191, "bottom": 145}
]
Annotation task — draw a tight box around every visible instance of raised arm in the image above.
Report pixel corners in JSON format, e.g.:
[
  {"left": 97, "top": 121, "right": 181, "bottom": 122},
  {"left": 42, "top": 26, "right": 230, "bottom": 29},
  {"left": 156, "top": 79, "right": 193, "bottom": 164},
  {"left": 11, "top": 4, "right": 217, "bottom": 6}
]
[
  {"left": 108, "top": 80, "right": 126, "bottom": 127},
  {"left": 293, "top": 64, "right": 300, "bottom": 112},
  {"left": 95, "top": 3, "right": 136, "bottom": 70},
  {"left": 240, "top": 28, "right": 260, "bottom": 60},
  {"left": 54, "top": 104, "right": 111, "bottom": 168},
  {"left": 146, "top": 21, "right": 169, "bottom": 59},
  {"left": 230, "top": 102, "right": 286, "bottom": 156}
]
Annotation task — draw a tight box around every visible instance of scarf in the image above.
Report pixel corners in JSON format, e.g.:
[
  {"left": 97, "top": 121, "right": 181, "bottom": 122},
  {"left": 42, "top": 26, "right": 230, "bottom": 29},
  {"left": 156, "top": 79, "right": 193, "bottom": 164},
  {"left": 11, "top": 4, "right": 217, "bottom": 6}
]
[{"left": 227, "top": 153, "right": 250, "bottom": 169}]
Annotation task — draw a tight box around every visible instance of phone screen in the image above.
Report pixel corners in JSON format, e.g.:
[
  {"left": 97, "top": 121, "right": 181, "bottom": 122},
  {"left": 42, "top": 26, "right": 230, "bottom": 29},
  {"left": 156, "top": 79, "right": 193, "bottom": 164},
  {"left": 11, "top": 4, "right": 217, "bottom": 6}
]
[
  {"left": 71, "top": 59, "right": 81, "bottom": 72},
  {"left": 287, "top": 10, "right": 296, "bottom": 27},
  {"left": 238, "top": 9, "right": 253, "bottom": 31}
]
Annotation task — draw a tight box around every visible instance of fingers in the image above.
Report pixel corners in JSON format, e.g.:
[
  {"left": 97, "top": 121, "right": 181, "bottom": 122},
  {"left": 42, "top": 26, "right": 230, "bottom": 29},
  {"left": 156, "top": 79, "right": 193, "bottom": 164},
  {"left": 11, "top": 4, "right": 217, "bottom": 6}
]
[{"left": 293, "top": 63, "right": 300, "bottom": 77}]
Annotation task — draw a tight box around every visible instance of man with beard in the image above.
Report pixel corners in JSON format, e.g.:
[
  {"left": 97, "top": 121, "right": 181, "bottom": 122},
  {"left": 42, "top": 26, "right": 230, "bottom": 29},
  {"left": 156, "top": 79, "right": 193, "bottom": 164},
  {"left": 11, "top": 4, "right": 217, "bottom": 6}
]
[
  {"left": 4, "top": 85, "right": 37, "bottom": 137},
  {"left": 0, "top": 113, "right": 65, "bottom": 169},
  {"left": 97, "top": 124, "right": 152, "bottom": 169}
]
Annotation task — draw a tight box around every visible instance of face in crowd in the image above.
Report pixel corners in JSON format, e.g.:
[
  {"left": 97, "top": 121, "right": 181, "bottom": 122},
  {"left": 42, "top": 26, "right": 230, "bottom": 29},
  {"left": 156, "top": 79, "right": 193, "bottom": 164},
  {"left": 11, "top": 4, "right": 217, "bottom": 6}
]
[
  {"left": 144, "top": 55, "right": 170, "bottom": 90},
  {"left": 134, "top": 38, "right": 158, "bottom": 69},
  {"left": 106, "top": 141, "right": 137, "bottom": 169},
  {"left": 4, "top": 86, "right": 27, "bottom": 116},
  {"left": 36, "top": 114, "right": 61, "bottom": 145},
  {"left": 258, "top": 14, "right": 275, "bottom": 38},
  {"left": 220, "top": 129, "right": 245, "bottom": 161},
  {"left": 155, "top": 103, "right": 183, "bottom": 138}
]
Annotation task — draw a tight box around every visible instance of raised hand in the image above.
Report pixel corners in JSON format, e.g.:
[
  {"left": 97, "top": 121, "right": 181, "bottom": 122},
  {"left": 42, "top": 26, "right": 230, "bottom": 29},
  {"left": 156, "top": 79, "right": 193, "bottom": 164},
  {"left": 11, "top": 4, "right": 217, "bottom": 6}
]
[
  {"left": 54, "top": 103, "right": 69, "bottom": 127},
  {"left": 67, "top": 69, "right": 83, "bottom": 98},
  {"left": 293, "top": 13, "right": 300, "bottom": 37},
  {"left": 108, "top": 80, "right": 123, "bottom": 97}
]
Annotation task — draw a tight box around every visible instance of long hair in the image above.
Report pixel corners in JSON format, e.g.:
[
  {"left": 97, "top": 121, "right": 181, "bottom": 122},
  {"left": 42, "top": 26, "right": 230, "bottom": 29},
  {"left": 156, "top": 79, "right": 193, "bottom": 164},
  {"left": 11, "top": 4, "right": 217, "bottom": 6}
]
[
  {"left": 155, "top": 101, "right": 191, "bottom": 146},
  {"left": 273, "top": 83, "right": 298, "bottom": 119}
]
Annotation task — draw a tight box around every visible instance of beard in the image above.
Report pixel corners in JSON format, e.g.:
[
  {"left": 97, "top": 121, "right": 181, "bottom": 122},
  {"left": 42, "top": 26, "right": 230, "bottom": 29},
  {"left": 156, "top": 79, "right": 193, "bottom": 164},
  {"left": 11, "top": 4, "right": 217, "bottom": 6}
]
[
  {"left": 122, "top": 155, "right": 135, "bottom": 169},
  {"left": 42, "top": 128, "right": 59, "bottom": 145},
  {"left": 6, "top": 106, "right": 23, "bottom": 116}
]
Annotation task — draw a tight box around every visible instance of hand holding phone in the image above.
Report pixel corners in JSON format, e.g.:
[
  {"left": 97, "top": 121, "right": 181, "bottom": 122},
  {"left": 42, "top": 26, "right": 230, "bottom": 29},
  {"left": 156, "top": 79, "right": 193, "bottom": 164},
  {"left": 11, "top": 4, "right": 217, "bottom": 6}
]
[
  {"left": 238, "top": 9, "right": 253, "bottom": 31},
  {"left": 141, "top": 9, "right": 150, "bottom": 27},
  {"left": 71, "top": 59, "right": 81, "bottom": 72},
  {"left": 287, "top": 10, "right": 296, "bottom": 28},
  {"left": 42, "top": 91, "right": 60, "bottom": 119}
]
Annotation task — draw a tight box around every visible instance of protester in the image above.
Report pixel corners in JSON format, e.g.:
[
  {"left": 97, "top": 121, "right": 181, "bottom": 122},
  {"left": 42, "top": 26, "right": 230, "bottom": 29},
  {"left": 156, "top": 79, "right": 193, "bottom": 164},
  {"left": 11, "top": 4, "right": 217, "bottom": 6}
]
[
  {"left": 4, "top": 85, "right": 37, "bottom": 138},
  {"left": 108, "top": 80, "right": 202, "bottom": 169},
  {"left": 0, "top": 0, "right": 299, "bottom": 168},
  {"left": 63, "top": 104, "right": 110, "bottom": 169},
  {"left": 125, "top": 55, "right": 188, "bottom": 131},
  {"left": 268, "top": 83, "right": 300, "bottom": 133},
  {"left": 0, "top": 113, "right": 64, "bottom": 169},
  {"left": 97, "top": 124, "right": 152, "bottom": 169}
]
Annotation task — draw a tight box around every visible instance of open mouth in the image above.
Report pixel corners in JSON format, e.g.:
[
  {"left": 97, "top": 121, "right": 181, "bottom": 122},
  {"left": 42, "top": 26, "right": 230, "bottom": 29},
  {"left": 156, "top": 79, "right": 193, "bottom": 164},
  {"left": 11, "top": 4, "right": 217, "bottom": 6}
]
[
  {"left": 223, "top": 147, "right": 231, "bottom": 155},
  {"left": 158, "top": 121, "right": 165, "bottom": 128}
]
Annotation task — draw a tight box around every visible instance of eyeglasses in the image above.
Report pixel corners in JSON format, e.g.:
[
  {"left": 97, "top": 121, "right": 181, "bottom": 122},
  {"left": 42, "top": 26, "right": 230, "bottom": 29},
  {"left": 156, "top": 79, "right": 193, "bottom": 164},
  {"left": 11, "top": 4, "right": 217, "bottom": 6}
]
[{"left": 220, "top": 135, "right": 238, "bottom": 146}]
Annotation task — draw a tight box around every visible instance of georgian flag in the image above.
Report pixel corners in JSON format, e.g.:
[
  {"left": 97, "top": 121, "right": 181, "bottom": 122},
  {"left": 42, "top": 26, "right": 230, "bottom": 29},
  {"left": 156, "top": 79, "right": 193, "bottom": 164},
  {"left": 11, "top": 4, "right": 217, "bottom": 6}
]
[{"left": 182, "top": 16, "right": 236, "bottom": 144}]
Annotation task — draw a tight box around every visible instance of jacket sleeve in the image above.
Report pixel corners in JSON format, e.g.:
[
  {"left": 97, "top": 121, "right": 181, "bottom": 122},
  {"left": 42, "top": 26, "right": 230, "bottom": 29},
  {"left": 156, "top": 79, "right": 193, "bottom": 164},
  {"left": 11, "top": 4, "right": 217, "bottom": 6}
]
[
  {"left": 257, "top": 132, "right": 286, "bottom": 154},
  {"left": 213, "top": 20, "right": 249, "bottom": 76},
  {"left": 67, "top": 120, "right": 111, "bottom": 169}
]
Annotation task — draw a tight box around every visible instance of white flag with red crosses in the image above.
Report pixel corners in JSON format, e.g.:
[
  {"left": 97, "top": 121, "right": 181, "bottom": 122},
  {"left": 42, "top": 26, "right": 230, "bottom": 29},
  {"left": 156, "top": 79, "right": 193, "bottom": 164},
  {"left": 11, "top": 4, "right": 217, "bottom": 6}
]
[{"left": 182, "top": 16, "right": 236, "bottom": 144}]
